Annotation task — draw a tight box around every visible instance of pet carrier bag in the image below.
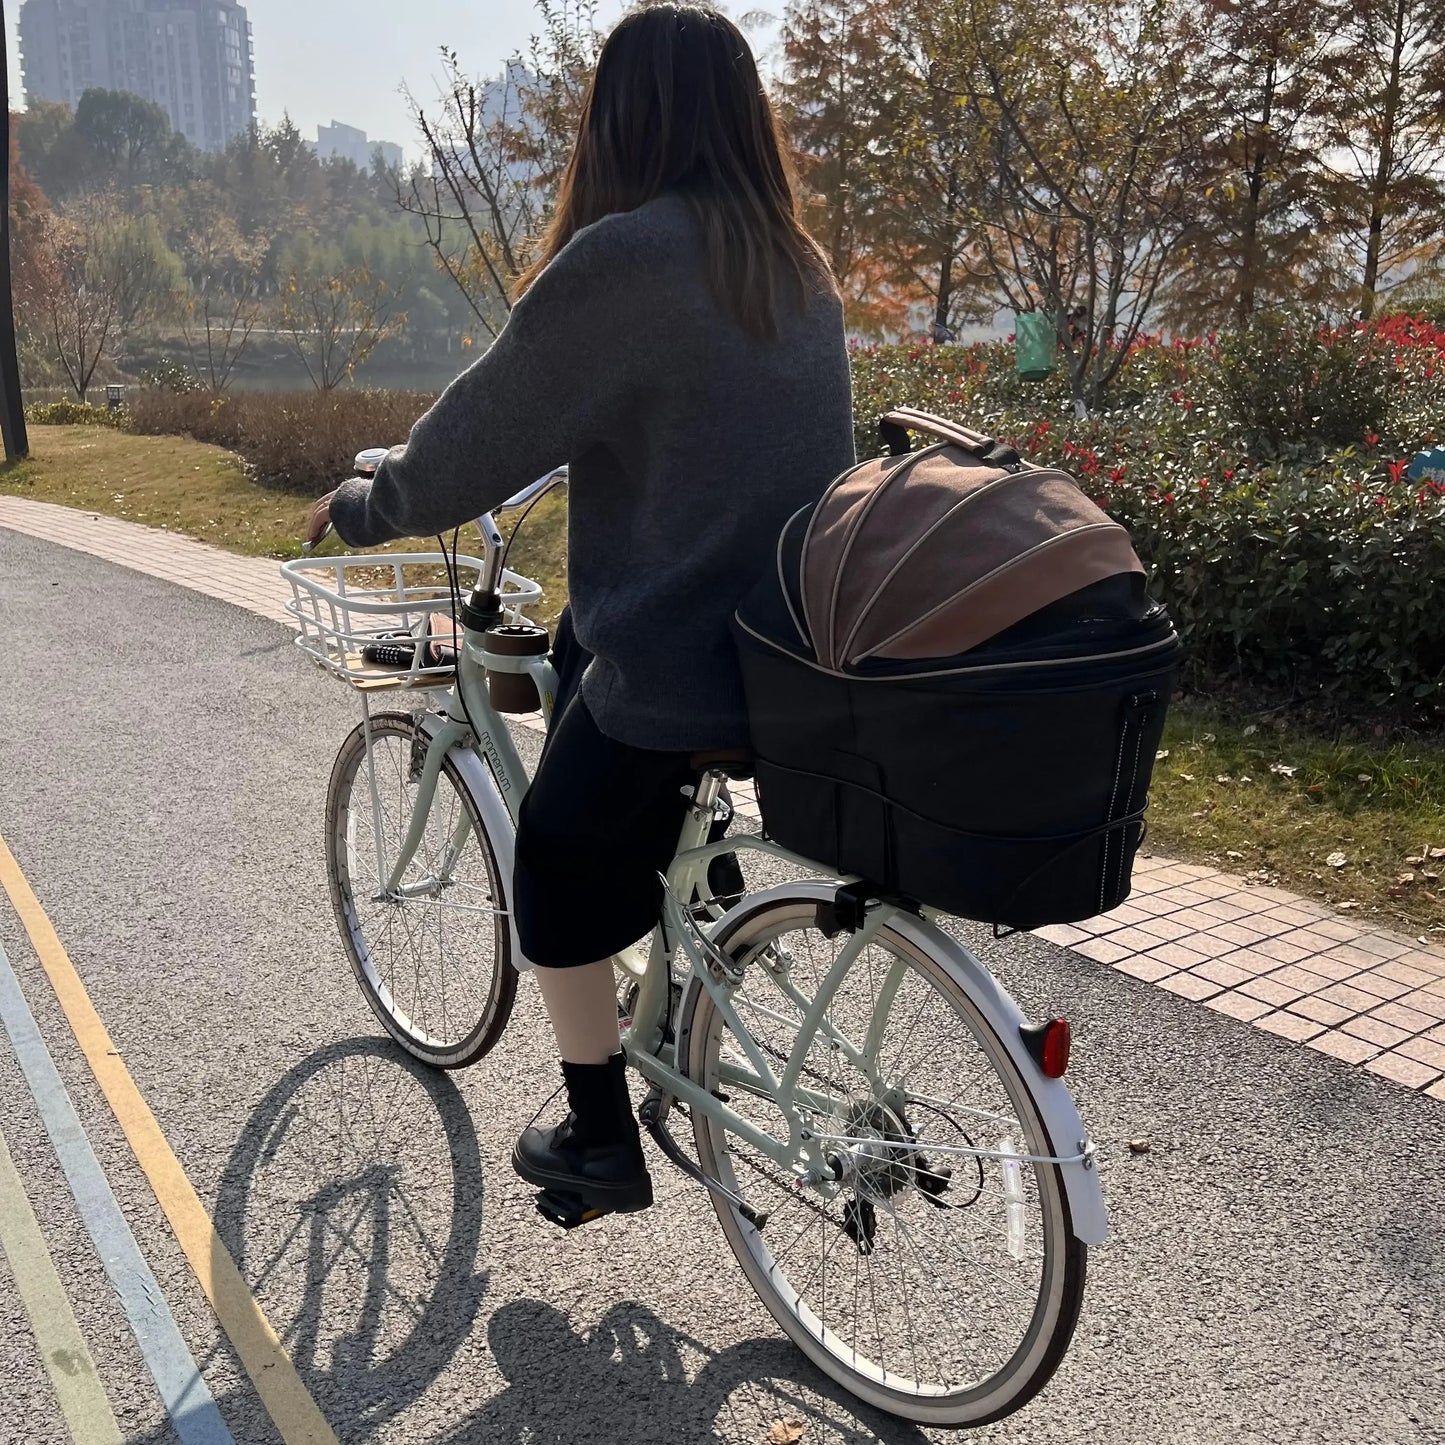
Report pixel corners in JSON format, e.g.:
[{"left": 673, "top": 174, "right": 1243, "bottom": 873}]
[{"left": 734, "top": 406, "right": 1182, "bottom": 929}]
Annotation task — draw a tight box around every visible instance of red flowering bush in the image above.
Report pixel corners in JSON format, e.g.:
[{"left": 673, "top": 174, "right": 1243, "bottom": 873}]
[{"left": 849, "top": 319, "right": 1445, "bottom": 718}]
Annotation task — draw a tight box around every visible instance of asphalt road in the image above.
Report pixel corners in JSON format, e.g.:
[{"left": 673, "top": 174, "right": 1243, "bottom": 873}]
[{"left": 0, "top": 527, "right": 1442, "bottom": 1445}]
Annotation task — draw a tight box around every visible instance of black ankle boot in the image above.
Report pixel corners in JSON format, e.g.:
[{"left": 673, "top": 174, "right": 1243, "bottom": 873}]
[{"left": 513, "top": 1053, "right": 653, "bottom": 1224}]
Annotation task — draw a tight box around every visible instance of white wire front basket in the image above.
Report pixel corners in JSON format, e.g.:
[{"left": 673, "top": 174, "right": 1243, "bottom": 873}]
[{"left": 282, "top": 552, "right": 544, "bottom": 692}]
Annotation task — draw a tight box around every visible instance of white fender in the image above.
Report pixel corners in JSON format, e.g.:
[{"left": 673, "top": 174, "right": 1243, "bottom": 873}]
[
  {"left": 693, "top": 880, "right": 1108, "bottom": 1247},
  {"left": 413, "top": 713, "right": 532, "bottom": 973}
]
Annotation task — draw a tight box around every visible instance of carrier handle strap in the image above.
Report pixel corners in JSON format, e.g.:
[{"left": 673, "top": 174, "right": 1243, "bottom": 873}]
[{"left": 879, "top": 408, "right": 1022, "bottom": 470}]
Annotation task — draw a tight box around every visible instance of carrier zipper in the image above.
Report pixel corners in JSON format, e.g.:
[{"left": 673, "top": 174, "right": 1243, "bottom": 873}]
[{"left": 734, "top": 615, "right": 1181, "bottom": 683}]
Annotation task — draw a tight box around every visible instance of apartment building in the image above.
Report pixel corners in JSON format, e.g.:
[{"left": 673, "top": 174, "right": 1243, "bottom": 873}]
[
  {"left": 18, "top": 0, "right": 258, "bottom": 152},
  {"left": 316, "top": 120, "right": 404, "bottom": 174}
]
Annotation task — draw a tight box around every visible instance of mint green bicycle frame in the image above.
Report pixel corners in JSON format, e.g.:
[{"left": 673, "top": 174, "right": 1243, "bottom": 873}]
[
  {"left": 358, "top": 607, "right": 913, "bottom": 1196},
  {"left": 350, "top": 544, "right": 1106, "bottom": 1230}
]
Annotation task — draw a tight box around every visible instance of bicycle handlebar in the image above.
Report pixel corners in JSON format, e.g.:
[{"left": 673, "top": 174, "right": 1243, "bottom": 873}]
[
  {"left": 300, "top": 460, "right": 569, "bottom": 568},
  {"left": 474, "top": 466, "right": 567, "bottom": 595}
]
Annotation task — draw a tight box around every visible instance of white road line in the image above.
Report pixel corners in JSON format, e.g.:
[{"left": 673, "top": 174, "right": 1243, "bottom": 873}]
[{"left": 0, "top": 936, "right": 234, "bottom": 1445}]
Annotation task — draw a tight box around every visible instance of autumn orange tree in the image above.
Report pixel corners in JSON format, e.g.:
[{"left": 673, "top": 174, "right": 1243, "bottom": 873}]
[
  {"left": 279, "top": 264, "right": 405, "bottom": 392},
  {"left": 777, "top": 0, "right": 913, "bottom": 333},
  {"left": 20, "top": 212, "right": 123, "bottom": 401},
  {"left": 871, "top": 3, "right": 998, "bottom": 337}
]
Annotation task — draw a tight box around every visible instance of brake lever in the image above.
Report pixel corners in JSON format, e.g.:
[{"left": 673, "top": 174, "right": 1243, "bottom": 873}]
[{"left": 302, "top": 520, "right": 334, "bottom": 555}]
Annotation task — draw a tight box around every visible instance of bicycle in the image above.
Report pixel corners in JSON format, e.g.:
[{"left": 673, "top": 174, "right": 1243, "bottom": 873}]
[{"left": 282, "top": 454, "right": 1108, "bottom": 1428}]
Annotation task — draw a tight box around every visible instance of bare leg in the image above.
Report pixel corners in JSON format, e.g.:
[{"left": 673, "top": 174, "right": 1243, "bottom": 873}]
[{"left": 534, "top": 959, "right": 620, "bottom": 1065}]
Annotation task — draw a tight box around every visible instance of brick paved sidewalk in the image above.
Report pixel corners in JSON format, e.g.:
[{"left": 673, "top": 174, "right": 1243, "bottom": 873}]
[{"left": 4, "top": 493, "right": 1443, "bottom": 1099}]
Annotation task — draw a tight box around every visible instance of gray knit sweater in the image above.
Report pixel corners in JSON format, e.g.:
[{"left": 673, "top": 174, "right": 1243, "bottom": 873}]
[{"left": 330, "top": 192, "right": 855, "bottom": 751}]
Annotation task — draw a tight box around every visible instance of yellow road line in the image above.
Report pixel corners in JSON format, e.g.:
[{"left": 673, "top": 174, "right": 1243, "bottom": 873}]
[
  {"left": 0, "top": 1126, "right": 124, "bottom": 1445},
  {"left": 0, "top": 835, "right": 339, "bottom": 1445}
]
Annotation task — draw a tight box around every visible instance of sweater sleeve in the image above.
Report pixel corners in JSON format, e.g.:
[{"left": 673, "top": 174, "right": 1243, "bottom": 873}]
[{"left": 329, "top": 226, "right": 644, "bottom": 548}]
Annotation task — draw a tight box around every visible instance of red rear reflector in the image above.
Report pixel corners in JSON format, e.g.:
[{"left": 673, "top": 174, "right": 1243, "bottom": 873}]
[{"left": 1041, "top": 1019, "right": 1071, "bottom": 1078}]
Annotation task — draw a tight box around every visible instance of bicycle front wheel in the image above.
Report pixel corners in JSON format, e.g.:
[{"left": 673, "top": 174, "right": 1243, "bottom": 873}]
[
  {"left": 681, "top": 894, "right": 1086, "bottom": 1427},
  {"left": 325, "top": 712, "right": 516, "bottom": 1068}
]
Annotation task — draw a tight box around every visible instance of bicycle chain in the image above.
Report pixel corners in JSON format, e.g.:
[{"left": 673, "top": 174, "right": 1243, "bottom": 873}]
[{"left": 676, "top": 1101, "right": 842, "bottom": 1229}]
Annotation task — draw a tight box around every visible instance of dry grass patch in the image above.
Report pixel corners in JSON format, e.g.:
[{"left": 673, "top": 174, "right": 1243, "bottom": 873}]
[
  {"left": 1, "top": 424, "right": 571, "bottom": 620},
  {"left": 1, "top": 424, "right": 312, "bottom": 557}
]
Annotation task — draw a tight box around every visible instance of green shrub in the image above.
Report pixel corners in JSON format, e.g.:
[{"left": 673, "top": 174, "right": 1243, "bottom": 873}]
[
  {"left": 849, "top": 328, "right": 1445, "bottom": 718},
  {"left": 115, "top": 325, "right": 1445, "bottom": 719},
  {"left": 1211, "top": 316, "right": 1398, "bottom": 459},
  {"left": 25, "top": 399, "right": 129, "bottom": 428},
  {"left": 1098, "top": 458, "right": 1445, "bottom": 713},
  {"left": 126, "top": 388, "right": 436, "bottom": 493}
]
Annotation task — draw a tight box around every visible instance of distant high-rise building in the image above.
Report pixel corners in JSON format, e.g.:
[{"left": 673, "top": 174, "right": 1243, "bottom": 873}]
[
  {"left": 316, "top": 120, "right": 403, "bottom": 174},
  {"left": 18, "top": 0, "right": 257, "bottom": 152}
]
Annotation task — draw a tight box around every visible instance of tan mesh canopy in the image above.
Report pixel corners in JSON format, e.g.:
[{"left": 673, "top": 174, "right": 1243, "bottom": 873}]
[{"left": 801, "top": 409, "right": 1144, "bottom": 670}]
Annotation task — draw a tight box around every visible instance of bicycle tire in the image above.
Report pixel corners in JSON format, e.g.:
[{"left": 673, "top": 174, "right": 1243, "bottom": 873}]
[
  {"left": 325, "top": 712, "right": 516, "bottom": 1068},
  {"left": 679, "top": 891, "right": 1087, "bottom": 1427}
]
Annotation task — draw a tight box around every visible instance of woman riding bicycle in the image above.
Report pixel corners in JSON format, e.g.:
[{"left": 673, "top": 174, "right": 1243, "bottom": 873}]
[{"left": 307, "top": 4, "right": 853, "bottom": 1224}]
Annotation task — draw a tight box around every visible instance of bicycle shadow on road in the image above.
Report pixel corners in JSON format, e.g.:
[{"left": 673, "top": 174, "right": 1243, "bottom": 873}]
[
  {"left": 437, "top": 1297, "right": 930, "bottom": 1445},
  {"left": 211, "top": 1035, "right": 490, "bottom": 1438}
]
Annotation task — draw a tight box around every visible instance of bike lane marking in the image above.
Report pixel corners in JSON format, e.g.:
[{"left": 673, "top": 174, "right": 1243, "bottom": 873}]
[
  {"left": 0, "top": 1125, "right": 124, "bottom": 1445},
  {"left": 0, "top": 834, "right": 340, "bottom": 1445},
  {"left": 0, "top": 934, "right": 231, "bottom": 1445}
]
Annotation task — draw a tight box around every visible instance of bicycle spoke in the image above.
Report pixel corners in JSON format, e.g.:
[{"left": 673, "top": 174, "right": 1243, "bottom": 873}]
[
  {"left": 689, "top": 899, "right": 1079, "bottom": 1419},
  {"left": 330, "top": 721, "right": 510, "bottom": 1062}
]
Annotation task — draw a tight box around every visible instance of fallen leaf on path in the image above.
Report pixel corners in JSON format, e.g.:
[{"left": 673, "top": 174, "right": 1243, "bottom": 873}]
[
  {"left": 1128, "top": 1139, "right": 1151, "bottom": 1154},
  {"left": 1327, "top": 852, "right": 1349, "bottom": 869},
  {"left": 768, "top": 1420, "right": 806, "bottom": 1444}
]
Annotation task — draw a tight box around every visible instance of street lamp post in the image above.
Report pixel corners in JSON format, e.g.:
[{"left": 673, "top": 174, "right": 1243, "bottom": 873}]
[{"left": 0, "top": 0, "right": 29, "bottom": 462}]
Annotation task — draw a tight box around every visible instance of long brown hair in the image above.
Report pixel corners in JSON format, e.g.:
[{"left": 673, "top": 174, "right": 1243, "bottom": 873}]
[{"left": 515, "top": 4, "right": 834, "bottom": 339}]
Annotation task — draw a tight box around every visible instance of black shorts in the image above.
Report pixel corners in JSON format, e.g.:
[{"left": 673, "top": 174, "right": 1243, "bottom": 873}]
[{"left": 512, "top": 614, "right": 696, "bottom": 969}]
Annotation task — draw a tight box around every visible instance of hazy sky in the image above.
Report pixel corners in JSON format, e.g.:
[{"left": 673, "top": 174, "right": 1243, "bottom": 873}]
[{"left": 5, "top": 0, "right": 630, "bottom": 158}]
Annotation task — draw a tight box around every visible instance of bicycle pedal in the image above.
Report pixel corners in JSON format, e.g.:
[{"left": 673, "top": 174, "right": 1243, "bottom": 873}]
[{"left": 534, "top": 1189, "right": 607, "bottom": 1230}]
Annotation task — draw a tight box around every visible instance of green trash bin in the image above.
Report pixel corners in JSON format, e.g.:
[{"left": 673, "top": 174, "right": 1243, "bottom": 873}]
[{"left": 1015, "top": 312, "right": 1056, "bottom": 382}]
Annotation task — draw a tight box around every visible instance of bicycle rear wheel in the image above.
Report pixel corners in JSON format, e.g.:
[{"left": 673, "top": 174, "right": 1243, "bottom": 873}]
[
  {"left": 325, "top": 712, "right": 516, "bottom": 1068},
  {"left": 680, "top": 894, "right": 1086, "bottom": 1427}
]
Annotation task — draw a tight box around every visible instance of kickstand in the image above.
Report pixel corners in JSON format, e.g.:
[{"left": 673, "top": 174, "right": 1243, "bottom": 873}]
[{"left": 638, "top": 1088, "right": 770, "bottom": 1232}]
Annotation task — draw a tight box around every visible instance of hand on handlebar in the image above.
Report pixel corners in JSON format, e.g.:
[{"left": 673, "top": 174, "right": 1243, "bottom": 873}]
[{"left": 304, "top": 491, "right": 336, "bottom": 554}]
